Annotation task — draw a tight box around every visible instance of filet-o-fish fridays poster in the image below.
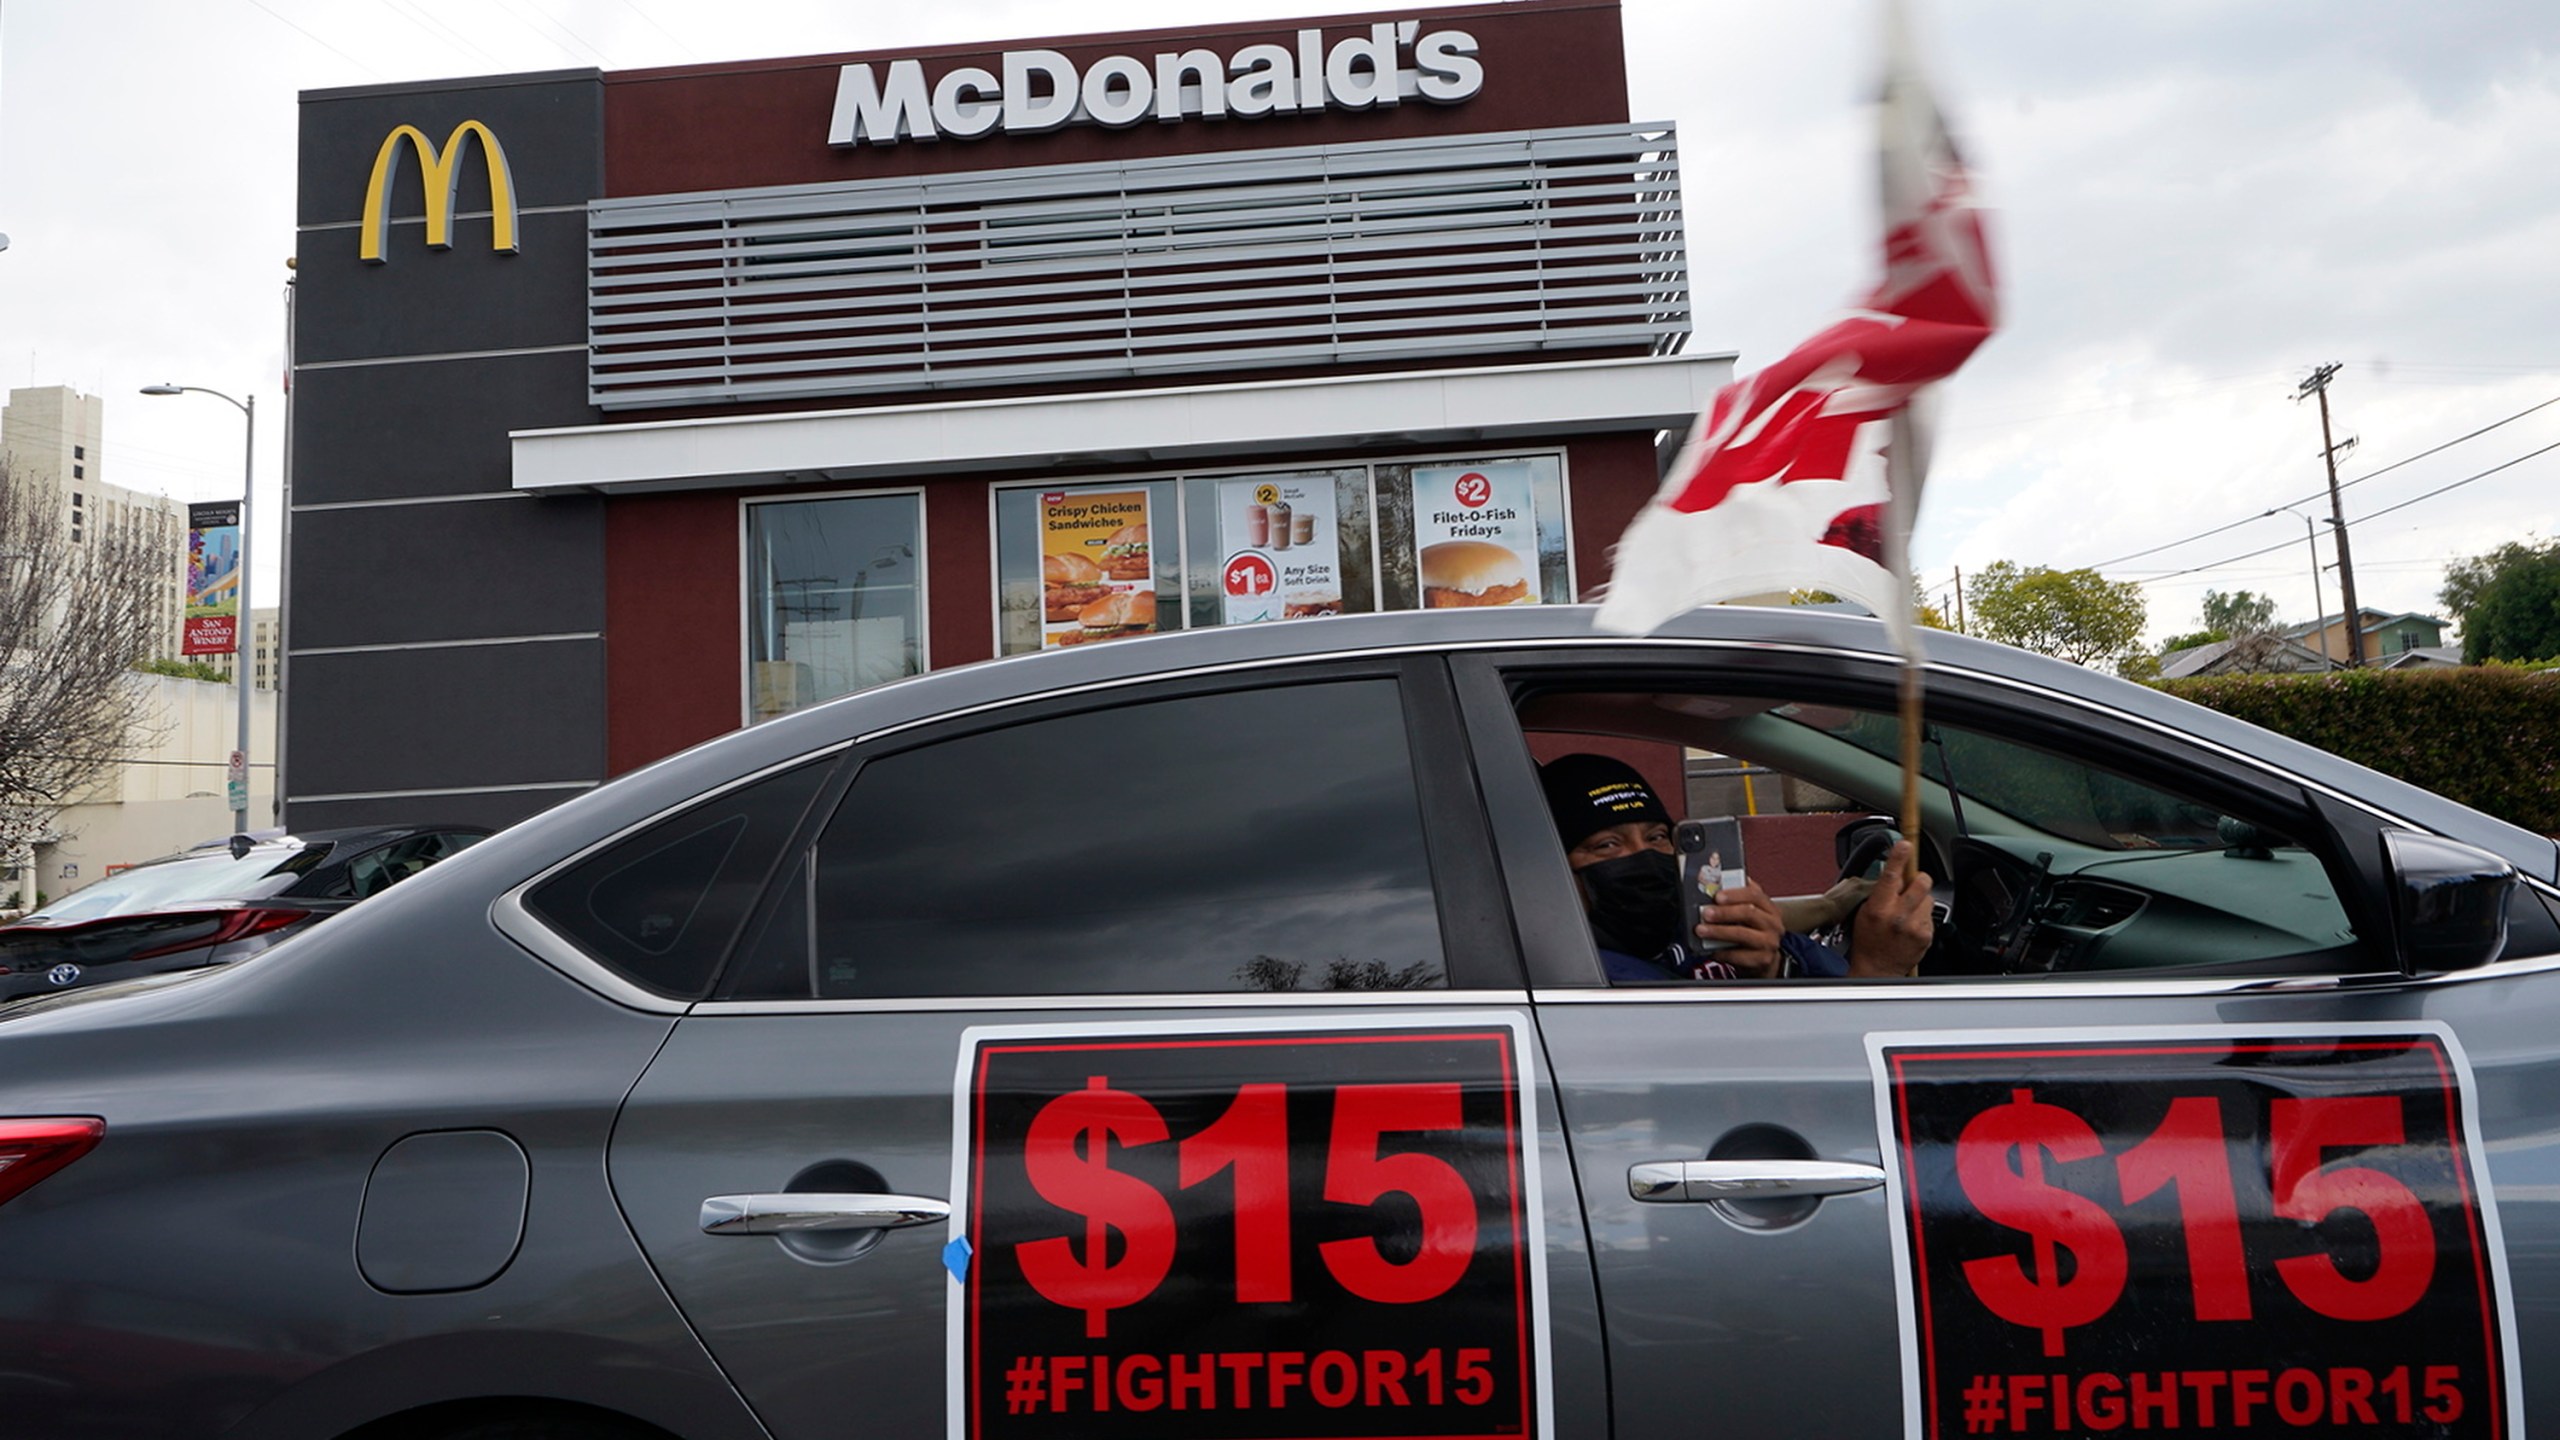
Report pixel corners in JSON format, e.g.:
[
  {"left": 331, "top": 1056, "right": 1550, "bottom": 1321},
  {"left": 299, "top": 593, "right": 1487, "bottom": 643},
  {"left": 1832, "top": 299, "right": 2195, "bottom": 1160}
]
[
  {"left": 1040, "top": 488, "right": 1154, "bottom": 648},
  {"left": 1216, "top": 477, "right": 1342, "bottom": 625},
  {"left": 1409, "top": 463, "right": 1539, "bottom": 608}
]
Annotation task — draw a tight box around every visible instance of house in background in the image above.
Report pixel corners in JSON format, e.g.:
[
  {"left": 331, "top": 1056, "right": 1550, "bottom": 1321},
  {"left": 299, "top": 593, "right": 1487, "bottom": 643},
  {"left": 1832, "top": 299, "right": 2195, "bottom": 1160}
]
[
  {"left": 2370, "top": 644, "right": 2467, "bottom": 671},
  {"left": 2286, "top": 608, "right": 2449, "bottom": 664},
  {"left": 2158, "top": 633, "right": 2335, "bottom": 679}
]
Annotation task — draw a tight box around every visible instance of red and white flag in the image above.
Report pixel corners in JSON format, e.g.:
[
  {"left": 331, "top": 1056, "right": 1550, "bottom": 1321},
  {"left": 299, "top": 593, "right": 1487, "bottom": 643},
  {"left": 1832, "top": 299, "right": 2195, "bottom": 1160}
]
[{"left": 1596, "top": 3, "right": 1997, "bottom": 643}]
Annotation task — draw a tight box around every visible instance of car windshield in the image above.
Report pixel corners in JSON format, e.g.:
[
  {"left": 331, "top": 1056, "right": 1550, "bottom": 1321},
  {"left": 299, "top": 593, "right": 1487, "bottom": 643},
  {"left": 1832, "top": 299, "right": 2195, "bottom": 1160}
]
[
  {"left": 1766, "top": 703, "right": 2225, "bottom": 851},
  {"left": 20, "top": 844, "right": 334, "bottom": 922}
]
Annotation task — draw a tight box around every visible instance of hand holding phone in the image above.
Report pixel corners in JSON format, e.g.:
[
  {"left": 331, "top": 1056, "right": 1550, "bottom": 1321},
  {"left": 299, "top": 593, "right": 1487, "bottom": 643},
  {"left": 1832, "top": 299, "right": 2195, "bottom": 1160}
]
[{"left": 1676, "top": 817, "right": 1745, "bottom": 950}]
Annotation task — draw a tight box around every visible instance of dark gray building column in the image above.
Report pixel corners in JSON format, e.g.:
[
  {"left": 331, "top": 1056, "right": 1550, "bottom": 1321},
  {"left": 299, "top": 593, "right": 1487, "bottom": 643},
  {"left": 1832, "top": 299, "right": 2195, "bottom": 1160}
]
[{"left": 289, "top": 71, "right": 606, "bottom": 830}]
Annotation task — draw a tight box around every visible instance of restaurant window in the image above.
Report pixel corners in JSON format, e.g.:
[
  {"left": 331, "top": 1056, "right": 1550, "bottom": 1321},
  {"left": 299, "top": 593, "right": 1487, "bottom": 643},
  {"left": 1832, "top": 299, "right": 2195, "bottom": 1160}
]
[
  {"left": 745, "top": 491, "right": 924, "bottom": 722},
  {"left": 992, "top": 452, "right": 1571, "bottom": 657}
]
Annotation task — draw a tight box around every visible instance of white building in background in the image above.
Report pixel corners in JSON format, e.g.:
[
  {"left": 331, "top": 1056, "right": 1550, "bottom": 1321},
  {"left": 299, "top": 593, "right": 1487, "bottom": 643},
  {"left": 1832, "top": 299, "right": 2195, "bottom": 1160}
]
[
  {"left": 0, "top": 385, "right": 188, "bottom": 662},
  {"left": 203, "top": 607, "right": 281, "bottom": 690},
  {"left": 1, "top": 387, "right": 280, "bottom": 910},
  {"left": 13, "top": 674, "right": 279, "bottom": 908}
]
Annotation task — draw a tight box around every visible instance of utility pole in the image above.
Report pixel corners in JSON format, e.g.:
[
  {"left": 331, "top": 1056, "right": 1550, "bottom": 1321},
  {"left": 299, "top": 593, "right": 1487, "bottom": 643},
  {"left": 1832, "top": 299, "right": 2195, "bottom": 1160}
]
[
  {"left": 1952, "top": 565, "right": 1967, "bottom": 634},
  {"left": 2295, "top": 363, "right": 2365, "bottom": 667}
]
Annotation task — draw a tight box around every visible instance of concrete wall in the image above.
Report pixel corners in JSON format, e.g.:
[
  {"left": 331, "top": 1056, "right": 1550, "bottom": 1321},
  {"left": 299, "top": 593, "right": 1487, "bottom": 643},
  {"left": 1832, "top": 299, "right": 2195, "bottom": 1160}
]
[{"left": 22, "top": 674, "right": 278, "bottom": 906}]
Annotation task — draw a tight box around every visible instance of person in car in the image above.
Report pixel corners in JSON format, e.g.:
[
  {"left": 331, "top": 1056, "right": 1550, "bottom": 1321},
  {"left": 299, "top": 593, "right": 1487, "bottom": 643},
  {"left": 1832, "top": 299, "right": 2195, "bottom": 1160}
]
[{"left": 1539, "top": 752, "right": 1934, "bottom": 981}]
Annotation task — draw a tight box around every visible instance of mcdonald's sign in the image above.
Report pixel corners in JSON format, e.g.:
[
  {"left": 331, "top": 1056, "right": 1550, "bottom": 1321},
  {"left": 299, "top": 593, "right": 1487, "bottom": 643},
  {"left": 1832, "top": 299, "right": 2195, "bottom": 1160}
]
[{"left": 359, "top": 120, "right": 519, "bottom": 263}]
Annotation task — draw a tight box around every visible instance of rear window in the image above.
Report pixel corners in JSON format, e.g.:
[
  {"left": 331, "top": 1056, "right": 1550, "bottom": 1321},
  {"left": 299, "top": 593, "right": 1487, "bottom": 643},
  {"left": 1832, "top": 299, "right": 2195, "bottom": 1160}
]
[
  {"left": 25, "top": 846, "right": 331, "bottom": 921},
  {"left": 724, "top": 678, "right": 1448, "bottom": 999},
  {"left": 525, "top": 758, "right": 834, "bottom": 999}
]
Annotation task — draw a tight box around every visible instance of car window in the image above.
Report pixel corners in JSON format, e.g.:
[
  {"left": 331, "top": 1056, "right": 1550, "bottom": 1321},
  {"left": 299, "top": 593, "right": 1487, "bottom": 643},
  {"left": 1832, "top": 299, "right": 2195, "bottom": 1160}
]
[
  {"left": 336, "top": 831, "right": 487, "bottom": 899},
  {"left": 526, "top": 759, "right": 835, "bottom": 1000},
  {"left": 723, "top": 678, "right": 1448, "bottom": 999},
  {"left": 1514, "top": 685, "right": 2365, "bottom": 981}
]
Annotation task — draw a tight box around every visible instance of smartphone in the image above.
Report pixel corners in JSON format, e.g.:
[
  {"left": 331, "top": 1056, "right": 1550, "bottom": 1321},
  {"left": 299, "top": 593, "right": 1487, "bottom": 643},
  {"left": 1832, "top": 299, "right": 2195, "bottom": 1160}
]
[{"left": 1676, "top": 817, "right": 1746, "bottom": 948}]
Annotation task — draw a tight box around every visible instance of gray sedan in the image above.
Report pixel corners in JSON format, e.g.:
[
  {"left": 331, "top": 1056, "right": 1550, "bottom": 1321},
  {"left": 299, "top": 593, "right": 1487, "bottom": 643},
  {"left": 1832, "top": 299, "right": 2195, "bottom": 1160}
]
[{"left": 0, "top": 606, "right": 2549, "bottom": 1440}]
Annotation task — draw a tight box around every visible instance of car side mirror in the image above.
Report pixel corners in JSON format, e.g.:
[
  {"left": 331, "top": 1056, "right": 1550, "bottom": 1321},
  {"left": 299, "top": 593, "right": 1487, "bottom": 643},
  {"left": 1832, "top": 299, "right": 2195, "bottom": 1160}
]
[{"left": 2382, "top": 831, "right": 2514, "bottom": 973}]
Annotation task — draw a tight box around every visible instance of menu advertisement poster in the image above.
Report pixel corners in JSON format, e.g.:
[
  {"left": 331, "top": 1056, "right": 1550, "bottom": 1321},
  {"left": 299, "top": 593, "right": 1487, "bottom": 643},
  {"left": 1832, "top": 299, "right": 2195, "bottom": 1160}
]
[
  {"left": 1409, "top": 464, "right": 1539, "bottom": 608},
  {"left": 1040, "top": 488, "right": 1156, "bottom": 648},
  {"left": 1216, "top": 477, "right": 1343, "bottom": 625}
]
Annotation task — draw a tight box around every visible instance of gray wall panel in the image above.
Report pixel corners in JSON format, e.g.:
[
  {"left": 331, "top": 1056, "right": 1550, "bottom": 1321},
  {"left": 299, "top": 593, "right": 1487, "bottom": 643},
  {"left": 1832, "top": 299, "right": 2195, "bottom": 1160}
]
[
  {"left": 286, "top": 642, "right": 605, "bottom": 800},
  {"left": 298, "top": 210, "right": 590, "bottom": 364},
  {"left": 298, "top": 71, "right": 600, "bottom": 228},
  {"left": 289, "top": 495, "right": 603, "bottom": 650},
  {"left": 291, "top": 349, "right": 588, "bottom": 505},
  {"left": 288, "top": 788, "right": 591, "bottom": 835}
]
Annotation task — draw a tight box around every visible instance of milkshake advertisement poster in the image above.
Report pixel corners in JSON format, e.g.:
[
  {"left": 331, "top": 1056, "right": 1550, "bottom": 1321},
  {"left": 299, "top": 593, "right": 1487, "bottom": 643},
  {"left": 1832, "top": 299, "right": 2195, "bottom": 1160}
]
[
  {"left": 1039, "top": 487, "right": 1154, "bottom": 648},
  {"left": 1411, "top": 462, "right": 1540, "bottom": 608},
  {"left": 1216, "top": 476, "right": 1342, "bottom": 624}
]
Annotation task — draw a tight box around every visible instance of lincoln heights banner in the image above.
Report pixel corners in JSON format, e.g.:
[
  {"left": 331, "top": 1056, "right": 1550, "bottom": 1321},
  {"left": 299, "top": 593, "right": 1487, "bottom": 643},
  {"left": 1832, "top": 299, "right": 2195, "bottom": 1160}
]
[{"left": 184, "top": 500, "right": 242, "bottom": 657}]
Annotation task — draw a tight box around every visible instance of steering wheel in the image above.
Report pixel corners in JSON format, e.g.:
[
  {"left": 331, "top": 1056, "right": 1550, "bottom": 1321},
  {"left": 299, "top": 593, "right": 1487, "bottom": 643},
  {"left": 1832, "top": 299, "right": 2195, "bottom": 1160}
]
[
  {"left": 1837, "top": 824, "right": 1899, "bottom": 884},
  {"left": 1806, "top": 819, "right": 1906, "bottom": 957},
  {"left": 1827, "top": 818, "right": 1976, "bottom": 976}
]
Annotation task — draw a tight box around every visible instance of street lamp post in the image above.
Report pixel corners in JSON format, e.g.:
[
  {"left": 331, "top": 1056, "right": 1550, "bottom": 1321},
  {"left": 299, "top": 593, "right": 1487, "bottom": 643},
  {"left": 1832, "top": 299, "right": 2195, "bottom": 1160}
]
[
  {"left": 142, "top": 383, "right": 255, "bottom": 840},
  {"left": 2267, "top": 503, "right": 2334, "bottom": 671}
]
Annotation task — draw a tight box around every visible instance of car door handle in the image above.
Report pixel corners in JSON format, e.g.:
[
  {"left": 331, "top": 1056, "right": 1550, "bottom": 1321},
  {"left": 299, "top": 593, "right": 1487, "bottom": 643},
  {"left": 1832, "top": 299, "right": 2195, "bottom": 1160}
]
[
  {"left": 699, "top": 1192, "right": 951, "bottom": 1236},
  {"left": 1628, "top": 1160, "right": 1887, "bottom": 1203}
]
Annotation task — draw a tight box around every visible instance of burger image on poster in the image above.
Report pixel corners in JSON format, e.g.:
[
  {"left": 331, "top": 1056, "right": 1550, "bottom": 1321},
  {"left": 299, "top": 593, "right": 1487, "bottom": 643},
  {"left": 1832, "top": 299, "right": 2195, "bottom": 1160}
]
[
  {"left": 1411, "top": 462, "right": 1538, "bottom": 607},
  {"left": 1419, "top": 539, "right": 1532, "bottom": 608}
]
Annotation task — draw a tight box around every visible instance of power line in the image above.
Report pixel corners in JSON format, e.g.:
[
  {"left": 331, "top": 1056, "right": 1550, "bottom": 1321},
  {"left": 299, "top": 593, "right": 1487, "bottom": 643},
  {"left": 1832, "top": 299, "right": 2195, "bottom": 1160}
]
[
  {"left": 242, "top": 0, "right": 386, "bottom": 79},
  {"left": 2088, "top": 390, "right": 2560, "bottom": 570},
  {"left": 2121, "top": 437, "right": 2560, "bottom": 587}
]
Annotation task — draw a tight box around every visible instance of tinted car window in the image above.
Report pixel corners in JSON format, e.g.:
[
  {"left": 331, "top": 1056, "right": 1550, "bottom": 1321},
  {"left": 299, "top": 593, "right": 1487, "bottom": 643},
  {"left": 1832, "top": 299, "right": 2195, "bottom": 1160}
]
[
  {"left": 733, "top": 679, "right": 1446, "bottom": 998},
  {"left": 335, "top": 831, "right": 486, "bottom": 899},
  {"left": 527, "top": 758, "right": 834, "bottom": 999}
]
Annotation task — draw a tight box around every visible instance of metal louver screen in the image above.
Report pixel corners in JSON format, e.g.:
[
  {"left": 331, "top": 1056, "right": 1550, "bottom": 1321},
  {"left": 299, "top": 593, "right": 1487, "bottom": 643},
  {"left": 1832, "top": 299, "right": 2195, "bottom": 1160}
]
[{"left": 586, "top": 122, "right": 1690, "bottom": 410}]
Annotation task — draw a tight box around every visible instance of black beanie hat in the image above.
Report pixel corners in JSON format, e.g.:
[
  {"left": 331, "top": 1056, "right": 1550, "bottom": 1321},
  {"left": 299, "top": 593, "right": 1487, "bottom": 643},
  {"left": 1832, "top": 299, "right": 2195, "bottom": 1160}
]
[{"left": 1538, "top": 753, "right": 1671, "bottom": 848}]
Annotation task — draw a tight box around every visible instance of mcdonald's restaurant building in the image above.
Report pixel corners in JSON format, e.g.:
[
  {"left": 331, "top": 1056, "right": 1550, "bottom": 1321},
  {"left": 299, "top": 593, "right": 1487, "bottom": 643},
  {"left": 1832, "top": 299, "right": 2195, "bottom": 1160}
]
[{"left": 287, "top": 0, "right": 1728, "bottom": 831}]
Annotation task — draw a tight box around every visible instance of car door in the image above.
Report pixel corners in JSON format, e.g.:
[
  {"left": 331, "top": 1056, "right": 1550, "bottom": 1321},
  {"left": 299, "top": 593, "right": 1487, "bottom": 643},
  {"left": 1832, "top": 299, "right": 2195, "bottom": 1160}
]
[
  {"left": 604, "top": 657, "right": 1612, "bottom": 1440},
  {"left": 1454, "top": 643, "right": 2560, "bottom": 1440}
]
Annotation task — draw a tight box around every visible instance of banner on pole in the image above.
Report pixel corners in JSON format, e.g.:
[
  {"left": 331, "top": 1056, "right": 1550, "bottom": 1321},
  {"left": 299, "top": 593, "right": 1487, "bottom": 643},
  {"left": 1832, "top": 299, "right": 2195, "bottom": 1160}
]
[{"left": 185, "top": 500, "right": 243, "bottom": 657}]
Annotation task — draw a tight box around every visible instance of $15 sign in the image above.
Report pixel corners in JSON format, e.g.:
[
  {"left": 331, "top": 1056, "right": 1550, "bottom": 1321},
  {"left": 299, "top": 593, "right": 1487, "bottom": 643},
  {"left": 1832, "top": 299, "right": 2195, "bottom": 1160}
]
[{"left": 1015, "top": 1075, "right": 1482, "bottom": 1338}]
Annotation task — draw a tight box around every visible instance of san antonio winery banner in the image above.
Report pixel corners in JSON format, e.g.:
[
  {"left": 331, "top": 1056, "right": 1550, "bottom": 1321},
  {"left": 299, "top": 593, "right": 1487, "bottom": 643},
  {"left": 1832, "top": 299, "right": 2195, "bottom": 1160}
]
[{"left": 184, "top": 500, "right": 243, "bottom": 656}]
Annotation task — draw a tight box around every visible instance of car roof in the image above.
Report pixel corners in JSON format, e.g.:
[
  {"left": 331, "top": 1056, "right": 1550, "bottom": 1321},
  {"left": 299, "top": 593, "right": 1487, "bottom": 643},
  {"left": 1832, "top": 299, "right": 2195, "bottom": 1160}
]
[{"left": 481, "top": 605, "right": 2558, "bottom": 884}]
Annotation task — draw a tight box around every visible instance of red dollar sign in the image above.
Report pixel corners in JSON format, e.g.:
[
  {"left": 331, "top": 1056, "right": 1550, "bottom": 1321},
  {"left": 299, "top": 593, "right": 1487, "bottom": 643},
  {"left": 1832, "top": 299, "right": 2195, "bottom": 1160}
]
[
  {"left": 1953, "top": 1087, "right": 2128, "bottom": 1357},
  {"left": 1017, "top": 1075, "right": 1177, "bottom": 1339}
]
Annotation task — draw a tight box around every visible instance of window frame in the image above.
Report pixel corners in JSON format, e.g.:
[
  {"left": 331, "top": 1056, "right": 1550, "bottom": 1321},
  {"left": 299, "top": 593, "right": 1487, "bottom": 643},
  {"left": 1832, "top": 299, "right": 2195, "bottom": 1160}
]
[
  {"left": 736, "top": 485, "right": 930, "bottom": 727},
  {"left": 982, "top": 446, "right": 1578, "bottom": 660},
  {"left": 705, "top": 654, "right": 1523, "bottom": 1007},
  {"left": 1450, "top": 644, "right": 2395, "bottom": 995}
]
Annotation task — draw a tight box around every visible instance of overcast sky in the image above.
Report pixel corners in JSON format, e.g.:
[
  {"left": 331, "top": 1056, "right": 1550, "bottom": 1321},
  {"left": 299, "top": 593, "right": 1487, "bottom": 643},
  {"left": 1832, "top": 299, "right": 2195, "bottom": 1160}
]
[{"left": 2, "top": 0, "right": 2554, "bottom": 644}]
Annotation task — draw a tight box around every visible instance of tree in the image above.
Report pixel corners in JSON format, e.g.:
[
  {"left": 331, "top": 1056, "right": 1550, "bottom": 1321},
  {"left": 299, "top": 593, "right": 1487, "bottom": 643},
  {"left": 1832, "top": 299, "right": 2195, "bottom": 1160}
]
[
  {"left": 2440, "top": 538, "right": 2553, "bottom": 623},
  {"left": 0, "top": 463, "right": 169, "bottom": 874},
  {"left": 1786, "top": 586, "right": 1953, "bottom": 629},
  {"left": 2200, "top": 588, "right": 2279, "bottom": 640},
  {"left": 2452, "top": 543, "right": 2560, "bottom": 664},
  {"left": 1969, "top": 560, "right": 2148, "bottom": 669}
]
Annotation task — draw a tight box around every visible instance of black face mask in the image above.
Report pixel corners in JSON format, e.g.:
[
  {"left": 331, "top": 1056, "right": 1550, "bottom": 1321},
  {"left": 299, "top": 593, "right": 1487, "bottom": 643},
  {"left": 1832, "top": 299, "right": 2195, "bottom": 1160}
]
[{"left": 1578, "top": 849, "right": 1683, "bottom": 959}]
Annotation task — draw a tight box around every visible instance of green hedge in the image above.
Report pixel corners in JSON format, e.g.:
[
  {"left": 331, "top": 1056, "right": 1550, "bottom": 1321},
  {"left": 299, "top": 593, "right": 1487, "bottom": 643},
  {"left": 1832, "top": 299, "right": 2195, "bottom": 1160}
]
[{"left": 2155, "top": 669, "right": 2560, "bottom": 835}]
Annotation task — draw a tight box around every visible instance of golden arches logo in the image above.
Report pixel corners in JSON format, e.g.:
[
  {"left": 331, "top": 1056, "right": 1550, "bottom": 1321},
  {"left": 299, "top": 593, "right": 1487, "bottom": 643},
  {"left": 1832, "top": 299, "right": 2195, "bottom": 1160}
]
[{"left": 359, "top": 120, "right": 519, "bottom": 263}]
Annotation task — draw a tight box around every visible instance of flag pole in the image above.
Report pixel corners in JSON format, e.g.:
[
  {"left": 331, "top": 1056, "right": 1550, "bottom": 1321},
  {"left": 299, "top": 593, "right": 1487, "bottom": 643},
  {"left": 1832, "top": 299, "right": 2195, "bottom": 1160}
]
[{"left": 1888, "top": 406, "right": 1927, "bottom": 882}]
